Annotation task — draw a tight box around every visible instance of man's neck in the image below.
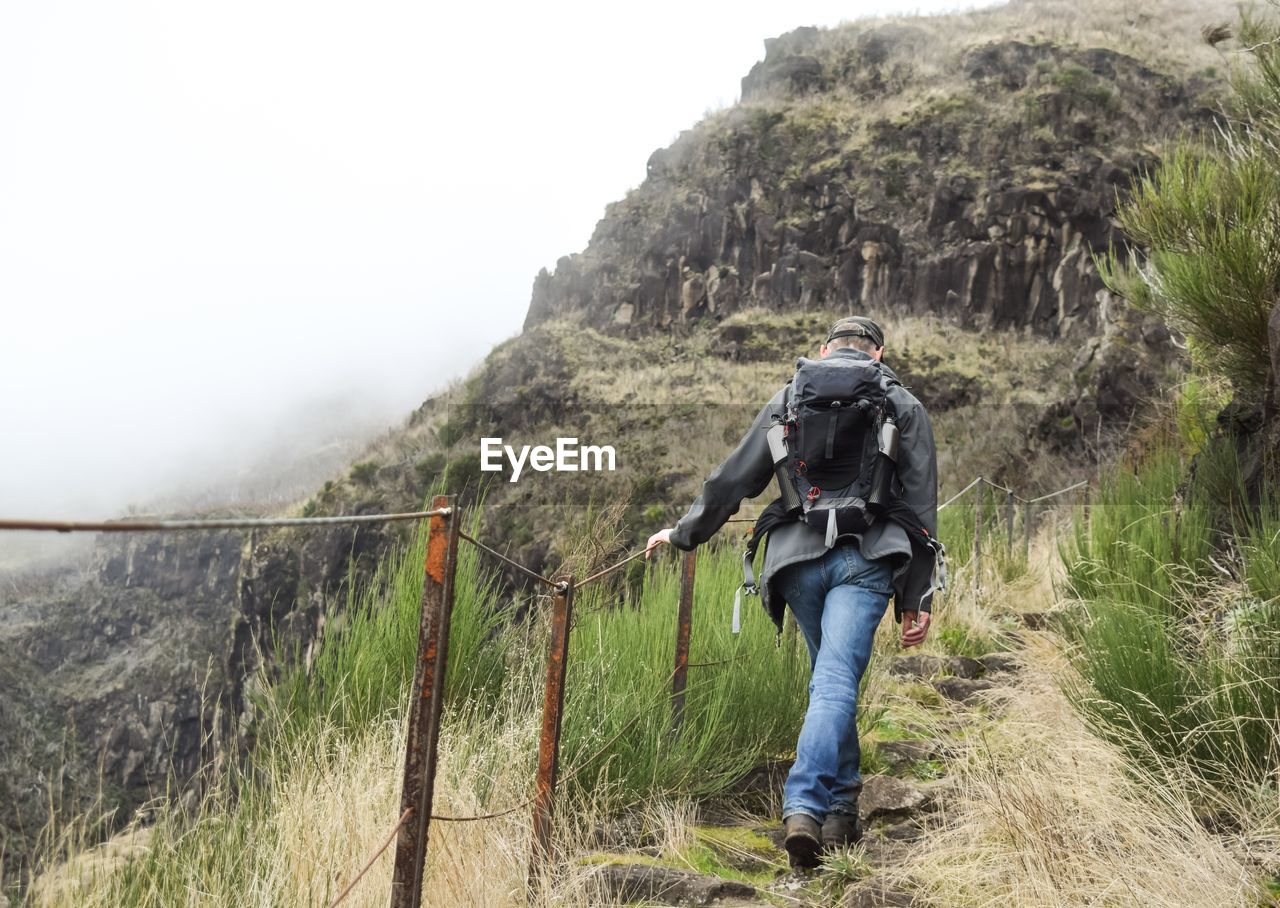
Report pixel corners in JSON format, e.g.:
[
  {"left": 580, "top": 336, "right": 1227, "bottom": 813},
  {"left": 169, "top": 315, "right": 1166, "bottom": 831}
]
[{"left": 829, "top": 347, "right": 873, "bottom": 362}]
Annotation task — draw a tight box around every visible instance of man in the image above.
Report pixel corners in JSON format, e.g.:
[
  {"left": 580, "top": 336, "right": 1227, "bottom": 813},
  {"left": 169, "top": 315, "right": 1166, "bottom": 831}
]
[{"left": 645, "top": 316, "right": 941, "bottom": 870}]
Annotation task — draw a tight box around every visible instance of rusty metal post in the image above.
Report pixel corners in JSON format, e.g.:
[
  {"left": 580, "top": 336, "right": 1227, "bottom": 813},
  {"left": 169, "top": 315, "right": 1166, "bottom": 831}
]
[
  {"left": 390, "top": 495, "right": 460, "bottom": 908},
  {"left": 972, "top": 481, "right": 983, "bottom": 586},
  {"left": 530, "top": 576, "right": 575, "bottom": 877},
  {"left": 1005, "top": 489, "right": 1015, "bottom": 553},
  {"left": 670, "top": 549, "right": 697, "bottom": 734}
]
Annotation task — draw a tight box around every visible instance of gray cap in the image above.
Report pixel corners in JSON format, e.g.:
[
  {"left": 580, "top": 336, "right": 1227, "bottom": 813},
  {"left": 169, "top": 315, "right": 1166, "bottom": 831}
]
[{"left": 826, "top": 316, "right": 885, "bottom": 349}]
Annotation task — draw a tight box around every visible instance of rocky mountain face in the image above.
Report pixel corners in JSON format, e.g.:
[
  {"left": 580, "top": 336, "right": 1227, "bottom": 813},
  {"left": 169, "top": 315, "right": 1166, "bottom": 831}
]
[
  {"left": 526, "top": 31, "right": 1215, "bottom": 341},
  {"left": 1, "top": 8, "right": 1224, "bottom": 884},
  {"left": 0, "top": 533, "right": 241, "bottom": 875},
  {"left": 0, "top": 517, "right": 402, "bottom": 882}
]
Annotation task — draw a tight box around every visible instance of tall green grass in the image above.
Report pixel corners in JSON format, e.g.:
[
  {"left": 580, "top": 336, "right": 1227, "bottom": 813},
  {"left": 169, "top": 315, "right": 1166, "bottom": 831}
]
[
  {"left": 263, "top": 507, "right": 509, "bottom": 754},
  {"left": 938, "top": 482, "right": 1031, "bottom": 586},
  {"left": 261, "top": 511, "right": 817, "bottom": 811},
  {"left": 557, "top": 545, "right": 813, "bottom": 807},
  {"left": 1061, "top": 442, "right": 1280, "bottom": 797}
]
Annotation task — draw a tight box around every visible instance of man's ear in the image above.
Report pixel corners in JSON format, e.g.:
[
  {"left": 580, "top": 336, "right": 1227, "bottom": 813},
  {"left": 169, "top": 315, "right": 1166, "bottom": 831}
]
[
  {"left": 819, "top": 343, "right": 830, "bottom": 358},
  {"left": 873, "top": 346, "right": 885, "bottom": 362}
]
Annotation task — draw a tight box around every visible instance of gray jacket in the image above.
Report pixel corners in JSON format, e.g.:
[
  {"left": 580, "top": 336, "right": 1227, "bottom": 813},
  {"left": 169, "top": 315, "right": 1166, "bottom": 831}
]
[{"left": 668, "top": 348, "right": 942, "bottom": 628}]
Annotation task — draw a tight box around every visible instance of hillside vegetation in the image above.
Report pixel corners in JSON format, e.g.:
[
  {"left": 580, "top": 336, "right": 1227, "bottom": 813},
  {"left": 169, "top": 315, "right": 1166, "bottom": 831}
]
[{"left": 23, "top": 434, "right": 1277, "bottom": 905}]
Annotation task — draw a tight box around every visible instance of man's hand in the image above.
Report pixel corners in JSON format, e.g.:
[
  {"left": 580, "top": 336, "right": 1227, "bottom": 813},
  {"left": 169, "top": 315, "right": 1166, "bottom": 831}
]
[
  {"left": 645, "top": 528, "right": 674, "bottom": 559},
  {"left": 901, "top": 610, "right": 931, "bottom": 648}
]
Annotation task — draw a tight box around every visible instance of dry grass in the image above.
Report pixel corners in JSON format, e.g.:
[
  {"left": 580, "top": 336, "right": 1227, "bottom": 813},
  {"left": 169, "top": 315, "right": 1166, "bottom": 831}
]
[
  {"left": 816, "top": 0, "right": 1241, "bottom": 80},
  {"left": 896, "top": 640, "right": 1263, "bottom": 907},
  {"left": 30, "top": 701, "right": 607, "bottom": 907},
  {"left": 705, "top": 0, "right": 1245, "bottom": 163},
  {"left": 30, "top": 506, "right": 1274, "bottom": 907},
  {"left": 880, "top": 529, "right": 1268, "bottom": 908}
]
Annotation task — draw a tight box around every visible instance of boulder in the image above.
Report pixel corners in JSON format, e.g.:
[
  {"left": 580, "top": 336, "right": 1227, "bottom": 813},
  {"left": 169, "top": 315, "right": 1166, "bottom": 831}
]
[
  {"left": 944, "top": 656, "right": 985, "bottom": 679},
  {"left": 844, "top": 875, "right": 920, "bottom": 907},
  {"left": 1018, "top": 611, "right": 1051, "bottom": 630},
  {"left": 876, "top": 739, "right": 946, "bottom": 769},
  {"left": 878, "top": 820, "right": 925, "bottom": 842},
  {"left": 859, "top": 775, "right": 927, "bottom": 821},
  {"left": 979, "top": 652, "right": 1021, "bottom": 675}
]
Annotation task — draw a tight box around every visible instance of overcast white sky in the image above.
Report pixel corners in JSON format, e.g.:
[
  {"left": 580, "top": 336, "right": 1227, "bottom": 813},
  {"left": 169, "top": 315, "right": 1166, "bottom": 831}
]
[{"left": 0, "top": 0, "right": 1000, "bottom": 522}]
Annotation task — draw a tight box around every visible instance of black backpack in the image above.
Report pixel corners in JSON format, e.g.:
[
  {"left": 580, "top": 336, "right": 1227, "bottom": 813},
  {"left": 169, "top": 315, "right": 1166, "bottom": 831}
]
[
  {"left": 781, "top": 354, "right": 895, "bottom": 546},
  {"left": 736, "top": 355, "right": 943, "bottom": 632}
]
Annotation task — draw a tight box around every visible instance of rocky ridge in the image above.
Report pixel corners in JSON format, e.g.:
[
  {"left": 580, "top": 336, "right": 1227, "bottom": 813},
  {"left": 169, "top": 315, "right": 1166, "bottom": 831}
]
[{"left": 525, "top": 32, "right": 1216, "bottom": 340}]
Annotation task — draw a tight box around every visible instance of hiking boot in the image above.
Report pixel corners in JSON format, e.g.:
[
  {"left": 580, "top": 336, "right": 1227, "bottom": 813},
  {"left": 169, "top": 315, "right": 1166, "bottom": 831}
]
[
  {"left": 783, "top": 814, "right": 822, "bottom": 869},
  {"left": 821, "top": 810, "right": 862, "bottom": 849}
]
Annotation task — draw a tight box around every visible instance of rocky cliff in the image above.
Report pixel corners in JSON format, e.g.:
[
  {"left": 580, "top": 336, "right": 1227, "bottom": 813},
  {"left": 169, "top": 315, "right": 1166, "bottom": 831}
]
[{"left": 526, "top": 31, "right": 1217, "bottom": 339}]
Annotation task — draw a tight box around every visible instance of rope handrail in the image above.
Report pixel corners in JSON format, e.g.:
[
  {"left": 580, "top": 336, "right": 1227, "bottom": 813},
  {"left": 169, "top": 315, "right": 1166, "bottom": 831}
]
[
  {"left": 980, "top": 477, "right": 1017, "bottom": 498},
  {"left": 576, "top": 546, "right": 650, "bottom": 588},
  {"left": 938, "top": 477, "right": 984, "bottom": 511},
  {"left": 458, "top": 531, "right": 558, "bottom": 588},
  {"left": 1024, "top": 479, "right": 1089, "bottom": 503},
  {"left": 327, "top": 806, "right": 413, "bottom": 908},
  {"left": 0, "top": 509, "right": 450, "bottom": 534},
  {"left": 938, "top": 475, "right": 1088, "bottom": 511}
]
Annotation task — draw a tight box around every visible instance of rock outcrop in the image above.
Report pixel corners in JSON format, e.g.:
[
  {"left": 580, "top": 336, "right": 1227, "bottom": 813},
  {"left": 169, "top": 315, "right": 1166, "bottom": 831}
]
[{"left": 525, "top": 34, "right": 1216, "bottom": 344}]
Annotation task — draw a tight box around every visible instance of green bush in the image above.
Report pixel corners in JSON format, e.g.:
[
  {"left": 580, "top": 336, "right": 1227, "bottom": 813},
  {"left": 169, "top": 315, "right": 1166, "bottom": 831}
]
[
  {"left": 263, "top": 502, "right": 507, "bottom": 752},
  {"left": 349, "top": 461, "right": 379, "bottom": 486},
  {"left": 937, "top": 482, "right": 1031, "bottom": 585},
  {"left": 1101, "top": 9, "right": 1280, "bottom": 405},
  {"left": 414, "top": 452, "right": 447, "bottom": 488},
  {"left": 268, "top": 503, "right": 820, "bottom": 811},
  {"left": 557, "top": 542, "right": 812, "bottom": 806}
]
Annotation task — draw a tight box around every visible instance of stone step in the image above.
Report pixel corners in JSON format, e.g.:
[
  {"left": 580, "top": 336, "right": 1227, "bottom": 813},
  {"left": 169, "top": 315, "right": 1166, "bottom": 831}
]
[
  {"left": 887, "top": 653, "right": 989, "bottom": 680},
  {"left": 590, "top": 862, "right": 760, "bottom": 906}
]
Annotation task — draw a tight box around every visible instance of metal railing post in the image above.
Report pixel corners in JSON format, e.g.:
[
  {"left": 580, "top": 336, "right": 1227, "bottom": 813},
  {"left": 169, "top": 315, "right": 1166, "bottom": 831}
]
[
  {"left": 530, "top": 576, "right": 576, "bottom": 878},
  {"left": 1005, "top": 488, "right": 1015, "bottom": 553},
  {"left": 972, "top": 480, "right": 983, "bottom": 586},
  {"left": 390, "top": 495, "right": 460, "bottom": 908},
  {"left": 670, "top": 550, "right": 697, "bottom": 733}
]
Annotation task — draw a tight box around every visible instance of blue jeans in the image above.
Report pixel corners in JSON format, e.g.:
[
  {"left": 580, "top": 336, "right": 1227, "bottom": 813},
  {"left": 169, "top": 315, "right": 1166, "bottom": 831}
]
[{"left": 776, "top": 542, "right": 893, "bottom": 822}]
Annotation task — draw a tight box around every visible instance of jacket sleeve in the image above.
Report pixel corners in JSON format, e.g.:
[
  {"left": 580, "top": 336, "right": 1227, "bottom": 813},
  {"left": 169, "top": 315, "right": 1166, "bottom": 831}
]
[
  {"left": 667, "top": 387, "right": 786, "bottom": 550},
  {"left": 893, "top": 389, "right": 938, "bottom": 538},
  {"left": 886, "top": 386, "right": 941, "bottom": 618}
]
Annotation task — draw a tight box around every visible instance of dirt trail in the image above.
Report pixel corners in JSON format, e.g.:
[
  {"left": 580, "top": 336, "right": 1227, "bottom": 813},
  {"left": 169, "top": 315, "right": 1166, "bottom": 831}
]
[{"left": 585, "top": 583, "right": 1048, "bottom": 907}]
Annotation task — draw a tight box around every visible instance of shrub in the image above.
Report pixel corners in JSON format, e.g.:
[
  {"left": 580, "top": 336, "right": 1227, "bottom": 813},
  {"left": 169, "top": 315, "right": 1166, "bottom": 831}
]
[
  {"left": 349, "top": 461, "right": 379, "bottom": 487},
  {"left": 1101, "top": 9, "right": 1280, "bottom": 405}
]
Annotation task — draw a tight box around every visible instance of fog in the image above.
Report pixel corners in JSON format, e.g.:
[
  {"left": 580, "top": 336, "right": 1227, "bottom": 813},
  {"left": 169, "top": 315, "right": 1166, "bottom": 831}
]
[{"left": 0, "top": 0, "right": 999, "bottom": 539}]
